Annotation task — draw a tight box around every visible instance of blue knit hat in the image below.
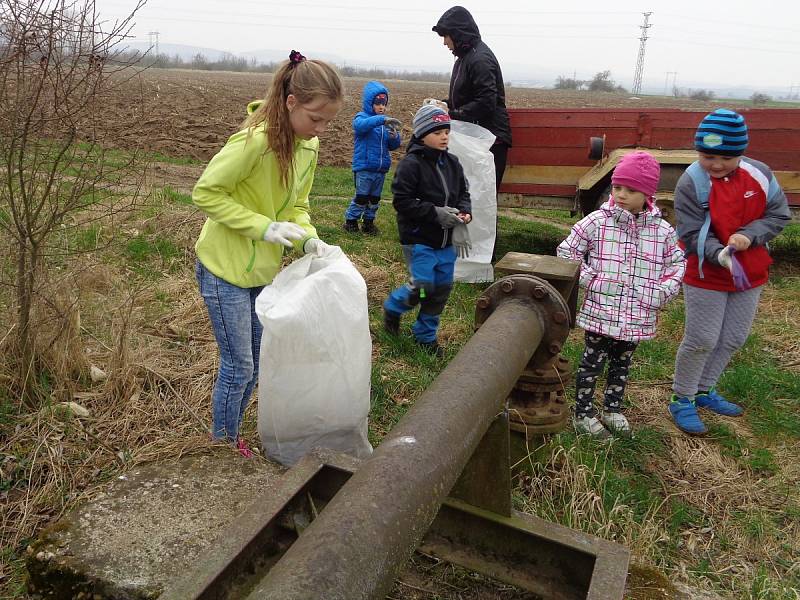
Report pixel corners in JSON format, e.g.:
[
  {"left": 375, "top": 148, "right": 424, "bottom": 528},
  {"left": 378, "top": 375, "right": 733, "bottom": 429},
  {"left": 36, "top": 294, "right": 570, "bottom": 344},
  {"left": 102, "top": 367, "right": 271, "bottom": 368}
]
[
  {"left": 694, "top": 109, "right": 748, "bottom": 156},
  {"left": 412, "top": 104, "right": 451, "bottom": 139}
]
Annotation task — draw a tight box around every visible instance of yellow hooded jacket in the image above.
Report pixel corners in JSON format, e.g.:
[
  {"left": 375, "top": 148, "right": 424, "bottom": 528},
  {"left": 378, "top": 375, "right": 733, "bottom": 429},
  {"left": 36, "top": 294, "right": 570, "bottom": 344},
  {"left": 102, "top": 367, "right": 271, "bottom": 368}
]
[{"left": 193, "top": 101, "right": 318, "bottom": 288}]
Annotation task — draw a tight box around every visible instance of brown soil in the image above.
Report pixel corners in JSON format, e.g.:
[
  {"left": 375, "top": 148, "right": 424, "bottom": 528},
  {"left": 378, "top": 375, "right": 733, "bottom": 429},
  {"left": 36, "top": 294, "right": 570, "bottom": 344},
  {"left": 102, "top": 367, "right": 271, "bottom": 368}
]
[{"left": 109, "top": 68, "right": 738, "bottom": 168}]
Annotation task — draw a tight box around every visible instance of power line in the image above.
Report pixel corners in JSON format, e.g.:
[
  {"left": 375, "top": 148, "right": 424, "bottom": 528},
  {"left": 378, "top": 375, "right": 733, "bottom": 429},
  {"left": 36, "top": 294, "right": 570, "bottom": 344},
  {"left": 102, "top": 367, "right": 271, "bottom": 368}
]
[
  {"left": 664, "top": 71, "right": 677, "bottom": 96},
  {"left": 632, "top": 12, "right": 652, "bottom": 95}
]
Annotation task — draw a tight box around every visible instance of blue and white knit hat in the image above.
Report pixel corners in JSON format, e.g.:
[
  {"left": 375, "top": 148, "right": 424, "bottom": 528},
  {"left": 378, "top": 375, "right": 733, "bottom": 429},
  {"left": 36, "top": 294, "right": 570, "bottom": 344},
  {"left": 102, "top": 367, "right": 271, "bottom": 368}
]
[
  {"left": 694, "top": 109, "right": 748, "bottom": 156},
  {"left": 412, "top": 104, "right": 451, "bottom": 139}
]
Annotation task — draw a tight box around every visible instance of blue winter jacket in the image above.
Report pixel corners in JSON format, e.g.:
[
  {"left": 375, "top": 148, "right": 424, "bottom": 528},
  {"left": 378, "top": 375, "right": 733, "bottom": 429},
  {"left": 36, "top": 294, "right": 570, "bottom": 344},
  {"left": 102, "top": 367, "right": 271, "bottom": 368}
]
[{"left": 351, "top": 81, "right": 402, "bottom": 173}]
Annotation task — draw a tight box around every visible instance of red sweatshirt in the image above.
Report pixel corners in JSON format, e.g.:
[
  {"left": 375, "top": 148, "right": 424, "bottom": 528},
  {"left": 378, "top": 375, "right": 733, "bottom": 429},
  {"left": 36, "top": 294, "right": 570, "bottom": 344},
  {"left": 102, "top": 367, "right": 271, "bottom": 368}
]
[{"left": 674, "top": 157, "right": 790, "bottom": 292}]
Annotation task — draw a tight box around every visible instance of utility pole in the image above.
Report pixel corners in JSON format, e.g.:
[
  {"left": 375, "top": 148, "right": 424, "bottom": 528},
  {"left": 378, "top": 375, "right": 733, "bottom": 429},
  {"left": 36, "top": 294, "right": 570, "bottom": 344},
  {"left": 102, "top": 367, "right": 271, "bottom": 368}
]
[
  {"left": 632, "top": 12, "right": 652, "bottom": 95},
  {"left": 148, "top": 30, "right": 159, "bottom": 57},
  {"left": 664, "top": 71, "right": 677, "bottom": 96}
]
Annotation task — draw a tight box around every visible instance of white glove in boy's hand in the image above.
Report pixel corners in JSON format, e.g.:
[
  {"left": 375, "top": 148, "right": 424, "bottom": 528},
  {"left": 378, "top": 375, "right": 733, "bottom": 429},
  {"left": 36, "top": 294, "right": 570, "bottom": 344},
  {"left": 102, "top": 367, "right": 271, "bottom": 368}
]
[
  {"left": 434, "top": 206, "right": 462, "bottom": 228},
  {"left": 423, "top": 98, "right": 449, "bottom": 112},
  {"left": 452, "top": 222, "right": 471, "bottom": 259},
  {"left": 303, "top": 238, "right": 338, "bottom": 258},
  {"left": 264, "top": 221, "right": 305, "bottom": 247},
  {"left": 717, "top": 245, "right": 734, "bottom": 271}
]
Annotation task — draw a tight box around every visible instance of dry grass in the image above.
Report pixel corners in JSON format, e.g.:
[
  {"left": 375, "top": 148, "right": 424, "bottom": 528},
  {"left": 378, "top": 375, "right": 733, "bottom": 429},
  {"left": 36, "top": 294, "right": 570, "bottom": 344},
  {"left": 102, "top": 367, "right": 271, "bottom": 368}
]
[
  {"left": 754, "top": 282, "right": 800, "bottom": 373},
  {"left": 0, "top": 227, "right": 222, "bottom": 592},
  {"left": 1, "top": 185, "right": 798, "bottom": 599}
]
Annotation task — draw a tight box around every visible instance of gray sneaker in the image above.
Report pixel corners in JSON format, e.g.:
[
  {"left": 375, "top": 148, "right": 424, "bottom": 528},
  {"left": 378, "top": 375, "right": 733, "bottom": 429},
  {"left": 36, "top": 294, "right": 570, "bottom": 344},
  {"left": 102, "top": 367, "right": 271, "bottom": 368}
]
[
  {"left": 601, "top": 412, "right": 632, "bottom": 438},
  {"left": 573, "top": 415, "right": 612, "bottom": 440}
]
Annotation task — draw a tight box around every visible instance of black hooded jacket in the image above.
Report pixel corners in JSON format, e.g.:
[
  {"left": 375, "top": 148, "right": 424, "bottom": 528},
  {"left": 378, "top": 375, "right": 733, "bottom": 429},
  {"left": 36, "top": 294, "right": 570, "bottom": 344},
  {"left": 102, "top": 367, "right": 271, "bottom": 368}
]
[
  {"left": 391, "top": 138, "right": 471, "bottom": 248},
  {"left": 432, "top": 6, "right": 512, "bottom": 146}
]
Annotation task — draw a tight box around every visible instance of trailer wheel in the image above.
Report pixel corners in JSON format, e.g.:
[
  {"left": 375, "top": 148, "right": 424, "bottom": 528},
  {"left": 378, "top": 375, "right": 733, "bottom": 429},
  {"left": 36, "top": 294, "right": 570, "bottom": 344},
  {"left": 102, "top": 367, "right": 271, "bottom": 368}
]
[
  {"left": 587, "top": 136, "right": 605, "bottom": 160},
  {"left": 580, "top": 184, "right": 611, "bottom": 216}
]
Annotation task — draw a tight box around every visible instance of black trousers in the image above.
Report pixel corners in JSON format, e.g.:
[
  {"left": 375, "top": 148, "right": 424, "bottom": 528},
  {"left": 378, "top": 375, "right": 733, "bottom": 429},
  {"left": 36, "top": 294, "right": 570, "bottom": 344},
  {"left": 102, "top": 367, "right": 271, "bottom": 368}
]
[
  {"left": 574, "top": 331, "right": 638, "bottom": 418},
  {"left": 490, "top": 142, "right": 509, "bottom": 193},
  {"left": 490, "top": 142, "right": 509, "bottom": 260}
]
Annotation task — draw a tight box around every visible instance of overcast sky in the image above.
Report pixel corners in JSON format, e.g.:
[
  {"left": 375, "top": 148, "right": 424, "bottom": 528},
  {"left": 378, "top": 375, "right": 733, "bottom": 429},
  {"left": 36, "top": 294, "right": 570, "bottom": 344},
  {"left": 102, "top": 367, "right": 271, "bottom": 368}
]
[{"left": 98, "top": 0, "right": 800, "bottom": 93}]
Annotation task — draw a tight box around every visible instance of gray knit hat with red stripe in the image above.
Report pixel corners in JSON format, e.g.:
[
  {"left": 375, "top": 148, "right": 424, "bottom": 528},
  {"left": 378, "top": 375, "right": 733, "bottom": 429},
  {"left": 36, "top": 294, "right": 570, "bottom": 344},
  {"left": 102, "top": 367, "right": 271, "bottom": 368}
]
[{"left": 412, "top": 104, "right": 451, "bottom": 139}]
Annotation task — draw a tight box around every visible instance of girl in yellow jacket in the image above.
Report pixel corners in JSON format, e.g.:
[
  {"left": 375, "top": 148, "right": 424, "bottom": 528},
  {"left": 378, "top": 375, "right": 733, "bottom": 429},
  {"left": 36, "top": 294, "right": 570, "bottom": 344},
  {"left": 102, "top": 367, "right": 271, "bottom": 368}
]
[{"left": 193, "top": 51, "right": 342, "bottom": 455}]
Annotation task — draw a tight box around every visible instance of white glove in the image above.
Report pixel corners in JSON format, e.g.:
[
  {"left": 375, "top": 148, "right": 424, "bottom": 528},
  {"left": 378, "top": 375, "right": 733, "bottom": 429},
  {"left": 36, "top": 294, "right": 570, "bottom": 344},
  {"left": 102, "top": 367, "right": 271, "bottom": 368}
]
[
  {"left": 423, "top": 98, "right": 449, "bottom": 112},
  {"left": 452, "top": 222, "right": 471, "bottom": 259},
  {"left": 303, "top": 238, "right": 338, "bottom": 258},
  {"left": 717, "top": 245, "right": 733, "bottom": 271},
  {"left": 264, "top": 221, "right": 305, "bottom": 248}
]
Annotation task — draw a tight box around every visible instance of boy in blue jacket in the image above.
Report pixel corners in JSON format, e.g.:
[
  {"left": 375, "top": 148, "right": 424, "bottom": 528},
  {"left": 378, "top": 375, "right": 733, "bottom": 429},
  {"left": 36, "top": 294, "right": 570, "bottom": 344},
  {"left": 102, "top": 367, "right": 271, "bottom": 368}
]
[
  {"left": 343, "top": 81, "right": 402, "bottom": 234},
  {"left": 383, "top": 104, "right": 471, "bottom": 357}
]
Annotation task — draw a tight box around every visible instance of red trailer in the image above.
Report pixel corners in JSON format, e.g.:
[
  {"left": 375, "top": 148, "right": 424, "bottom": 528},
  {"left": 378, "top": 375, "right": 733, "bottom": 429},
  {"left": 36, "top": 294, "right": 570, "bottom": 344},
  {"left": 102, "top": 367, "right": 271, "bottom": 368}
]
[{"left": 499, "top": 108, "right": 800, "bottom": 221}]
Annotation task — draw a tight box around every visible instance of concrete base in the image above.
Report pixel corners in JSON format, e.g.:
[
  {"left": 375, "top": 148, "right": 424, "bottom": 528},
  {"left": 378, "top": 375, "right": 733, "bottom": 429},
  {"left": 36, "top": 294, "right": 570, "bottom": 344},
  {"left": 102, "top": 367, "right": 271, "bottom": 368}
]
[{"left": 26, "top": 451, "right": 284, "bottom": 599}]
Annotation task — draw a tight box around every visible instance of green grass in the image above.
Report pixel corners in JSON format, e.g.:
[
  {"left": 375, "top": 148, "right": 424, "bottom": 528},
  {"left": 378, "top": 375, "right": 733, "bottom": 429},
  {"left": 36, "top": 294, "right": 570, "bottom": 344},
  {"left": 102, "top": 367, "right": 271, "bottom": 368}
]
[
  {"left": 310, "top": 166, "right": 395, "bottom": 200},
  {"left": 5, "top": 160, "right": 800, "bottom": 600},
  {"left": 124, "top": 234, "right": 183, "bottom": 277},
  {"left": 503, "top": 207, "right": 577, "bottom": 227},
  {"left": 720, "top": 338, "right": 800, "bottom": 439},
  {"left": 771, "top": 222, "right": 800, "bottom": 260},
  {"left": 159, "top": 185, "right": 193, "bottom": 206}
]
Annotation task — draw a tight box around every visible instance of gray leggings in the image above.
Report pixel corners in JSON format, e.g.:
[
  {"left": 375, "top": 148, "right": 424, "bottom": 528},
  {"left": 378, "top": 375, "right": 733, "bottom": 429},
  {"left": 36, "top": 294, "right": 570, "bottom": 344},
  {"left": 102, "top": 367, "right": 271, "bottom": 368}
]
[{"left": 672, "top": 284, "right": 763, "bottom": 397}]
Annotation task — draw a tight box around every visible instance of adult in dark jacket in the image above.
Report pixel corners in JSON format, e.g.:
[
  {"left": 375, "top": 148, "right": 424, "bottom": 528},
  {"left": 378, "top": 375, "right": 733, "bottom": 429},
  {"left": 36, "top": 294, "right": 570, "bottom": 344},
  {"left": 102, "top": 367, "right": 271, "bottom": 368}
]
[{"left": 432, "top": 5, "right": 512, "bottom": 192}]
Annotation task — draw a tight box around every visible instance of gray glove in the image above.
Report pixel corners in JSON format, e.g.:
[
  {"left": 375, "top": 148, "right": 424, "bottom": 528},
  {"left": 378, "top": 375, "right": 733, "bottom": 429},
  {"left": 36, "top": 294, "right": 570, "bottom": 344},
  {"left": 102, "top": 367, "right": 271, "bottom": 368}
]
[
  {"left": 434, "top": 206, "right": 462, "bottom": 228},
  {"left": 452, "top": 222, "right": 471, "bottom": 259},
  {"left": 384, "top": 117, "right": 401, "bottom": 131}
]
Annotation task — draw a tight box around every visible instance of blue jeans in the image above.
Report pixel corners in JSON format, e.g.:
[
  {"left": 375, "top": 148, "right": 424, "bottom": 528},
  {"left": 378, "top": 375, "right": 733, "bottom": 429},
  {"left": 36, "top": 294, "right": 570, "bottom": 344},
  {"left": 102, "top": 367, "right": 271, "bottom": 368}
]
[
  {"left": 196, "top": 260, "right": 264, "bottom": 441},
  {"left": 384, "top": 244, "right": 456, "bottom": 343},
  {"left": 344, "top": 171, "right": 385, "bottom": 221}
]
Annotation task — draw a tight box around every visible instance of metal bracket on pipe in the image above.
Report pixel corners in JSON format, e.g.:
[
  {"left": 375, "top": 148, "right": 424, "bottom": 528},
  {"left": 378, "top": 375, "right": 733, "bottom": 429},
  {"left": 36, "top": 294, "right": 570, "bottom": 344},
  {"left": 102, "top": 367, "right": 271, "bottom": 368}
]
[
  {"left": 162, "top": 449, "right": 629, "bottom": 600},
  {"left": 475, "top": 274, "right": 571, "bottom": 369}
]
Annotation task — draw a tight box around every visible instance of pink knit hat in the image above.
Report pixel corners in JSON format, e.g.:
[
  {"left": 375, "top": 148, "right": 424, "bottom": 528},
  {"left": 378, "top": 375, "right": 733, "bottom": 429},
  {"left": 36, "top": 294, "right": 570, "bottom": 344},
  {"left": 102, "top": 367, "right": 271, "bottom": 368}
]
[{"left": 611, "top": 151, "right": 660, "bottom": 198}]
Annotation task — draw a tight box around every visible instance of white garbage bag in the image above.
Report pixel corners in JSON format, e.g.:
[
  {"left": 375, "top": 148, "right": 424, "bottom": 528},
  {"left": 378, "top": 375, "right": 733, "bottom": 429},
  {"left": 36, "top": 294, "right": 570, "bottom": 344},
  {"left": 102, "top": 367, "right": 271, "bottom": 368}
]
[
  {"left": 448, "top": 120, "right": 497, "bottom": 283},
  {"left": 255, "top": 249, "right": 373, "bottom": 466}
]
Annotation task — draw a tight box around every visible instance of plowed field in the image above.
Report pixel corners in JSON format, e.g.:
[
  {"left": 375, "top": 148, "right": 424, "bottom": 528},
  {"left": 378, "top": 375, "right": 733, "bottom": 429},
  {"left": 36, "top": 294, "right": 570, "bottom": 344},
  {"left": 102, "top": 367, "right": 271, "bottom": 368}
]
[{"left": 111, "top": 68, "right": 731, "bottom": 167}]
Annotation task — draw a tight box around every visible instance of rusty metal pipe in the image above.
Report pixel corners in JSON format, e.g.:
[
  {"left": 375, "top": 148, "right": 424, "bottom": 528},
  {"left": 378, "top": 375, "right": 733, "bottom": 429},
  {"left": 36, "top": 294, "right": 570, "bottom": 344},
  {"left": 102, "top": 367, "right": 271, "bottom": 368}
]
[{"left": 247, "top": 297, "right": 547, "bottom": 600}]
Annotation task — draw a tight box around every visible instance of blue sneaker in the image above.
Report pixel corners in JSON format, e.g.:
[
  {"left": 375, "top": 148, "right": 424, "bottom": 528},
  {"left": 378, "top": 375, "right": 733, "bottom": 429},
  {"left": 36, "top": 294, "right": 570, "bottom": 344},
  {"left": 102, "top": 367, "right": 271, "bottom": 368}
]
[
  {"left": 695, "top": 388, "right": 743, "bottom": 417},
  {"left": 669, "top": 395, "right": 707, "bottom": 435}
]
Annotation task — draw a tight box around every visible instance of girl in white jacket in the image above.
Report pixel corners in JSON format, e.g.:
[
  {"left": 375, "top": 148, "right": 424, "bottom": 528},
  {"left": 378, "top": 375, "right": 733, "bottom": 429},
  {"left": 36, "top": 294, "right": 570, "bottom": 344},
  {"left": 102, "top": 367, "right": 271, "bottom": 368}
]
[{"left": 557, "top": 151, "right": 686, "bottom": 438}]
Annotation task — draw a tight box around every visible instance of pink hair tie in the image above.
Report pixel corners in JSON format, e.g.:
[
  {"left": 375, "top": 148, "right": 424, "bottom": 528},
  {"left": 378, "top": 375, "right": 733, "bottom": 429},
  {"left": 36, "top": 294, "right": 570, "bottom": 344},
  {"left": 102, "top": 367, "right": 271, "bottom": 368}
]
[{"left": 289, "top": 50, "right": 306, "bottom": 66}]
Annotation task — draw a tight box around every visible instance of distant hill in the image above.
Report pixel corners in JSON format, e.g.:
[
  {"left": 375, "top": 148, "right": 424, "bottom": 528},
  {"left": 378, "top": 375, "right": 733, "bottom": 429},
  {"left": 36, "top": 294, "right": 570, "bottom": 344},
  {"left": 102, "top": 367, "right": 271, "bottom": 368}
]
[
  {"left": 124, "top": 41, "right": 233, "bottom": 62},
  {"left": 122, "top": 42, "right": 796, "bottom": 101}
]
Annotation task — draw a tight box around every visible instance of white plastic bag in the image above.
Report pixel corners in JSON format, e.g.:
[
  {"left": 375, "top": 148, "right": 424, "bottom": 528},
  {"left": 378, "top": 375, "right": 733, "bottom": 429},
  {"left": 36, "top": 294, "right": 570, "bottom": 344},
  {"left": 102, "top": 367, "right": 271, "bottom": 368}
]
[
  {"left": 255, "top": 248, "right": 373, "bottom": 466},
  {"left": 448, "top": 120, "right": 497, "bottom": 283}
]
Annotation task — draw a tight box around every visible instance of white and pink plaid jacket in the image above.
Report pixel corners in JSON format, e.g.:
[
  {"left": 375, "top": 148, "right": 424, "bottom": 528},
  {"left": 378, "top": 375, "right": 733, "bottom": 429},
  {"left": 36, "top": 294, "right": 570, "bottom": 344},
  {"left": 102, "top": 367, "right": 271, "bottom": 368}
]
[{"left": 557, "top": 199, "right": 686, "bottom": 342}]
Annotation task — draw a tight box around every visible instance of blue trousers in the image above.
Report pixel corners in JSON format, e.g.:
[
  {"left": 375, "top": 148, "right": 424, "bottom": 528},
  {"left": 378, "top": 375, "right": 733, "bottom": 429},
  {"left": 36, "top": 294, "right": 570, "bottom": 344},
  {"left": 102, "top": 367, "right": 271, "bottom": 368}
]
[
  {"left": 384, "top": 244, "right": 456, "bottom": 343},
  {"left": 196, "top": 260, "right": 264, "bottom": 441},
  {"left": 344, "top": 171, "right": 385, "bottom": 221}
]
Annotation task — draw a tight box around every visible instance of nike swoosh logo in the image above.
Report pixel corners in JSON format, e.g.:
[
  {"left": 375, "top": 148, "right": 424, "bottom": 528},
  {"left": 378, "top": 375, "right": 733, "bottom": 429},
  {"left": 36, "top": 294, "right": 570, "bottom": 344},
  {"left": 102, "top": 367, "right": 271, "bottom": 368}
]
[{"left": 744, "top": 191, "right": 757, "bottom": 198}]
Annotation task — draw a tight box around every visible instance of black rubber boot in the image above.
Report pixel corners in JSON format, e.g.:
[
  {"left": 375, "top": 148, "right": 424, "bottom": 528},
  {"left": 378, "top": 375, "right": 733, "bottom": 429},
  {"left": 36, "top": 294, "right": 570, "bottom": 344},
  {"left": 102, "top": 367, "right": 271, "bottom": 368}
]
[
  {"left": 416, "top": 339, "right": 444, "bottom": 358},
  {"left": 362, "top": 220, "right": 379, "bottom": 235},
  {"left": 343, "top": 219, "right": 359, "bottom": 233},
  {"left": 383, "top": 310, "right": 400, "bottom": 335}
]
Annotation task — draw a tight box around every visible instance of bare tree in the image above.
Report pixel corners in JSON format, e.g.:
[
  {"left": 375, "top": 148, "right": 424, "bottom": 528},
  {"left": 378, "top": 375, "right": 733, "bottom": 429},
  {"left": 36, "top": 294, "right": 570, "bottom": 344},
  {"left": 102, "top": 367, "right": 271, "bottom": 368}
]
[
  {"left": 588, "top": 70, "right": 626, "bottom": 93},
  {"left": 0, "top": 0, "right": 147, "bottom": 406},
  {"left": 751, "top": 92, "right": 771, "bottom": 105}
]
